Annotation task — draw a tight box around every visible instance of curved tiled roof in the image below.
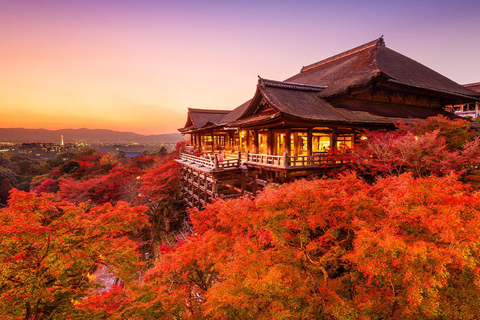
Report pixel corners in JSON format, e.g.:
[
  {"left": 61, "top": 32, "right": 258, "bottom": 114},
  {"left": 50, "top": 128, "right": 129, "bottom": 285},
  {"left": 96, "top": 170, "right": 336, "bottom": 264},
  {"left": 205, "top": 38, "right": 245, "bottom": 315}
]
[
  {"left": 218, "top": 100, "right": 252, "bottom": 125},
  {"left": 464, "top": 82, "right": 480, "bottom": 93},
  {"left": 260, "top": 80, "right": 343, "bottom": 121},
  {"left": 180, "top": 108, "right": 230, "bottom": 132},
  {"left": 228, "top": 81, "right": 460, "bottom": 127},
  {"left": 180, "top": 37, "right": 478, "bottom": 133},
  {"left": 286, "top": 37, "right": 479, "bottom": 98}
]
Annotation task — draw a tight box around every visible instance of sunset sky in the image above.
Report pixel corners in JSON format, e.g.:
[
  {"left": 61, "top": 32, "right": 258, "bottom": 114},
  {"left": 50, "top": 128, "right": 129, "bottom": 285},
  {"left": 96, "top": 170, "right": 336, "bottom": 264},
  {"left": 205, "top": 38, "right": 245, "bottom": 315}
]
[{"left": 1, "top": 0, "right": 479, "bottom": 135}]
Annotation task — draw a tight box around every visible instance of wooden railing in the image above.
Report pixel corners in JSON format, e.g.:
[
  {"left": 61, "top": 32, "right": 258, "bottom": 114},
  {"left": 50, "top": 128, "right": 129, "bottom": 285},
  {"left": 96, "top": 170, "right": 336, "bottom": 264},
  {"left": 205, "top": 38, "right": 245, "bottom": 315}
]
[
  {"left": 247, "top": 153, "right": 286, "bottom": 166},
  {"left": 179, "top": 152, "right": 241, "bottom": 170},
  {"left": 180, "top": 151, "right": 341, "bottom": 170},
  {"left": 246, "top": 152, "right": 339, "bottom": 168},
  {"left": 180, "top": 153, "right": 215, "bottom": 169}
]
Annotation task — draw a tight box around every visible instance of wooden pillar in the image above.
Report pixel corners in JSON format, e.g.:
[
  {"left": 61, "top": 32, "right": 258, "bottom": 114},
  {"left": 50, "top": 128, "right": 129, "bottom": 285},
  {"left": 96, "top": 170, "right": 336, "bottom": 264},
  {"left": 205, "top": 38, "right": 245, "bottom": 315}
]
[
  {"left": 211, "top": 131, "right": 215, "bottom": 152},
  {"left": 240, "top": 131, "right": 245, "bottom": 152},
  {"left": 204, "top": 174, "right": 208, "bottom": 203},
  {"left": 267, "top": 131, "right": 274, "bottom": 155},
  {"left": 331, "top": 129, "right": 337, "bottom": 150},
  {"left": 245, "top": 130, "right": 250, "bottom": 152},
  {"left": 198, "top": 134, "right": 202, "bottom": 151},
  {"left": 285, "top": 128, "right": 291, "bottom": 156},
  {"left": 197, "top": 170, "right": 202, "bottom": 201},
  {"left": 253, "top": 130, "right": 259, "bottom": 154},
  {"left": 241, "top": 170, "right": 246, "bottom": 194},
  {"left": 212, "top": 177, "right": 218, "bottom": 195},
  {"left": 293, "top": 133, "right": 299, "bottom": 156},
  {"left": 307, "top": 128, "right": 313, "bottom": 156},
  {"left": 214, "top": 153, "right": 219, "bottom": 171},
  {"left": 228, "top": 132, "right": 233, "bottom": 151}
]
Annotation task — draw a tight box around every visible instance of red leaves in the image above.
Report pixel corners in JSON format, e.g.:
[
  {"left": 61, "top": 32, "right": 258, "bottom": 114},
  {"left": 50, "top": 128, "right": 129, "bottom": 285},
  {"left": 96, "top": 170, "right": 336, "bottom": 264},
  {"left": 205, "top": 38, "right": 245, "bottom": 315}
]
[
  {"left": 0, "top": 189, "right": 148, "bottom": 318},
  {"left": 128, "top": 172, "right": 480, "bottom": 318},
  {"left": 77, "top": 285, "right": 130, "bottom": 314},
  {"left": 333, "top": 116, "right": 480, "bottom": 179},
  {"left": 139, "top": 160, "right": 181, "bottom": 202},
  {"left": 35, "top": 178, "right": 59, "bottom": 193}
]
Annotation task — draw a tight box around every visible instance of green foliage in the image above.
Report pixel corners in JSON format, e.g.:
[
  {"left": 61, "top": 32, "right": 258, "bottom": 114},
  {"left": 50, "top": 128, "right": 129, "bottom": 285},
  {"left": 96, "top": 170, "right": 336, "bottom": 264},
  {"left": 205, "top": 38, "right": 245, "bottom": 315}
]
[
  {"left": 59, "top": 160, "right": 80, "bottom": 174},
  {"left": 0, "top": 167, "right": 18, "bottom": 187},
  {"left": 47, "top": 152, "right": 76, "bottom": 169}
]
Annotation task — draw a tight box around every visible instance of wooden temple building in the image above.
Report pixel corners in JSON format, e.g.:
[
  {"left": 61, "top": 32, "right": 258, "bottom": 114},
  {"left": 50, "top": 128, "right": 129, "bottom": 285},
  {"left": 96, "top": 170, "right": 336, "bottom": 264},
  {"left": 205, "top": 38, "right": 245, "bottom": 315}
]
[
  {"left": 450, "top": 82, "right": 480, "bottom": 118},
  {"left": 176, "top": 37, "right": 480, "bottom": 210}
]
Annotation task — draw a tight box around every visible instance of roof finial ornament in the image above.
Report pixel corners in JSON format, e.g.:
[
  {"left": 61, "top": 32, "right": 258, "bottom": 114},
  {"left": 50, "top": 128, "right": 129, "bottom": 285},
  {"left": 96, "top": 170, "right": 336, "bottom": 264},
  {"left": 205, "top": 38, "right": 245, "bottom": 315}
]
[
  {"left": 378, "top": 35, "right": 385, "bottom": 47},
  {"left": 258, "top": 75, "right": 266, "bottom": 88}
]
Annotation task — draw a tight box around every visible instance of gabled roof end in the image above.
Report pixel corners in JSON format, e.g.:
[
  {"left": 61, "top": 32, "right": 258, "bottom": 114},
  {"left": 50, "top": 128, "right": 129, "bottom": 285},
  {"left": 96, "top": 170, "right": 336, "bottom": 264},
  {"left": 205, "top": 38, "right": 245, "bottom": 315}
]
[
  {"left": 301, "top": 36, "right": 385, "bottom": 73},
  {"left": 258, "top": 77, "right": 326, "bottom": 92}
]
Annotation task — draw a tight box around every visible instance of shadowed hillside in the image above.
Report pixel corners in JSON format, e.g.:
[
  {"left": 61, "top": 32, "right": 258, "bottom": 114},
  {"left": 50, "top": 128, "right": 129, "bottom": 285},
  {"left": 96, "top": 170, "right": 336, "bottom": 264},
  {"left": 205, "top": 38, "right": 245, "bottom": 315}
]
[{"left": 0, "top": 128, "right": 182, "bottom": 143}]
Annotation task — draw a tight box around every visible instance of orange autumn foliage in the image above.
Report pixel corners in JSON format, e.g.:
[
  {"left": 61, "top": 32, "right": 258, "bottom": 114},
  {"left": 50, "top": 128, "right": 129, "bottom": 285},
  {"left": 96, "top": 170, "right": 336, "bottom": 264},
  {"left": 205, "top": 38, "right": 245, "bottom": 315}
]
[
  {"left": 121, "top": 173, "right": 480, "bottom": 319},
  {"left": 0, "top": 190, "right": 148, "bottom": 319}
]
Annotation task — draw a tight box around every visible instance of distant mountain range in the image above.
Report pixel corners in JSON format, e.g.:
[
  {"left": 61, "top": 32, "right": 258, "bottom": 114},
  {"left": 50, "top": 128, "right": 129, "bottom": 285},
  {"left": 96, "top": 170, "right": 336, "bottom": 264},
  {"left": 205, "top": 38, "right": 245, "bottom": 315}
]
[{"left": 0, "top": 128, "right": 183, "bottom": 144}]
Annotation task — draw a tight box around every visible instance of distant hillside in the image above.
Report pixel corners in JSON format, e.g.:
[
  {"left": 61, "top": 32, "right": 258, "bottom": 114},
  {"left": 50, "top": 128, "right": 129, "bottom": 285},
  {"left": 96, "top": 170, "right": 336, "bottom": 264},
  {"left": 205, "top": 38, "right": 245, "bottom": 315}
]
[{"left": 0, "top": 128, "right": 183, "bottom": 144}]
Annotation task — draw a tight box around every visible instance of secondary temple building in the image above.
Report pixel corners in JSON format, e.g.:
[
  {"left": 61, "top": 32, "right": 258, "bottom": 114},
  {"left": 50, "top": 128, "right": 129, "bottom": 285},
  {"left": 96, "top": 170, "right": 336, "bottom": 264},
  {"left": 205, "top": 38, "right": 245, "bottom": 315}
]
[
  {"left": 176, "top": 37, "right": 480, "bottom": 210},
  {"left": 450, "top": 82, "right": 480, "bottom": 118}
]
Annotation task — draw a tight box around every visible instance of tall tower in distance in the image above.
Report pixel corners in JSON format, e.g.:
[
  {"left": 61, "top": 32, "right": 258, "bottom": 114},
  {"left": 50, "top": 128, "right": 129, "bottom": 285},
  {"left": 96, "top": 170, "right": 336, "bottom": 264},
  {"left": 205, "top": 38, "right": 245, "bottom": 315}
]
[{"left": 60, "top": 135, "right": 64, "bottom": 146}]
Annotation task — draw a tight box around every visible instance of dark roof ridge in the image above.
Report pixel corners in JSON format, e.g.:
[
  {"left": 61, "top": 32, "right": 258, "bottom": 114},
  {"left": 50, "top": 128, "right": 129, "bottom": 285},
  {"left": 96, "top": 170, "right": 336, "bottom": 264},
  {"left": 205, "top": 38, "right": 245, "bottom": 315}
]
[
  {"left": 258, "top": 77, "right": 327, "bottom": 92},
  {"left": 464, "top": 82, "right": 480, "bottom": 87},
  {"left": 301, "top": 36, "right": 385, "bottom": 73},
  {"left": 188, "top": 107, "right": 230, "bottom": 114}
]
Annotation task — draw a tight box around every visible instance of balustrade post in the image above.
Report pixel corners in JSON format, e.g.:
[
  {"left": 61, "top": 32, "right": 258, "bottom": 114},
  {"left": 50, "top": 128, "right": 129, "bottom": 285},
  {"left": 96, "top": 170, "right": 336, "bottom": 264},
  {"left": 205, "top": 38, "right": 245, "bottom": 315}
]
[
  {"left": 240, "top": 151, "right": 244, "bottom": 165},
  {"left": 284, "top": 152, "right": 289, "bottom": 168},
  {"left": 214, "top": 153, "right": 219, "bottom": 171}
]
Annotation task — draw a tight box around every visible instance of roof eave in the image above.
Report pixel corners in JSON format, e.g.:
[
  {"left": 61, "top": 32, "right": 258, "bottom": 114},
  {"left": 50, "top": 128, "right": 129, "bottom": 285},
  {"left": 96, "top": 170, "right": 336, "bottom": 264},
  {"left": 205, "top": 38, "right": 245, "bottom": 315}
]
[{"left": 385, "top": 79, "right": 480, "bottom": 101}]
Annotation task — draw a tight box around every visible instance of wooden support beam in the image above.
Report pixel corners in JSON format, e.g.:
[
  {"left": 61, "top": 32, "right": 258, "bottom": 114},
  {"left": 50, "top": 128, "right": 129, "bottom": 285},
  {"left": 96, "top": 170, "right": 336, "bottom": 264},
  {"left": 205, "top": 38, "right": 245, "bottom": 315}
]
[
  {"left": 285, "top": 128, "right": 291, "bottom": 156},
  {"left": 214, "top": 153, "right": 219, "bottom": 171},
  {"left": 203, "top": 173, "right": 207, "bottom": 203},
  {"left": 293, "top": 132, "right": 299, "bottom": 156},
  {"left": 267, "top": 131, "right": 274, "bottom": 155},
  {"left": 331, "top": 129, "right": 337, "bottom": 150},
  {"left": 211, "top": 131, "right": 215, "bottom": 152},
  {"left": 212, "top": 179, "right": 218, "bottom": 196},
  {"left": 253, "top": 130, "right": 259, "bottom": 154},
  {"left": 307, "top": 128, "right": 313, "bottom": 157},
  {"left": 241, "top": 170, "right": 246, "bottom": 194},
  {"left": 227, "top": 132, "right": 233, "bottom": 151}
]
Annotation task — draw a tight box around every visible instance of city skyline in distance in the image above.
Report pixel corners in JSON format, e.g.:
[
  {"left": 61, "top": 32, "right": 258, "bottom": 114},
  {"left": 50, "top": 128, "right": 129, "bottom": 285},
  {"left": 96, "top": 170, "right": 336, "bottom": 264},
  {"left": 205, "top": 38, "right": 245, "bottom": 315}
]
[{"left": 0, "top": 127, "right": 182, "bottom": 144}]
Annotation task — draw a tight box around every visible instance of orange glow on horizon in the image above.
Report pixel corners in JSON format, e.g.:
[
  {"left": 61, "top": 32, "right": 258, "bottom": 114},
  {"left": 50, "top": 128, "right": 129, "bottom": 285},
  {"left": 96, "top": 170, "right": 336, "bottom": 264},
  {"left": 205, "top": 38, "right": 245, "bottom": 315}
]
[{"left": 1, "top": 1, "right": 479, "bottom": 136}]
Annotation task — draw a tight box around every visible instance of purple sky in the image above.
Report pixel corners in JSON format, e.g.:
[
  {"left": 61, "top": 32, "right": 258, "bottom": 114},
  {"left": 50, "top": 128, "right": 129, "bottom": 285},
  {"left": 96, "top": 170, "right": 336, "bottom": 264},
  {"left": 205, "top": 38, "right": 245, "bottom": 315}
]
[{"left": 1, "top": 0, "right": 479, "bottom": 134}]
